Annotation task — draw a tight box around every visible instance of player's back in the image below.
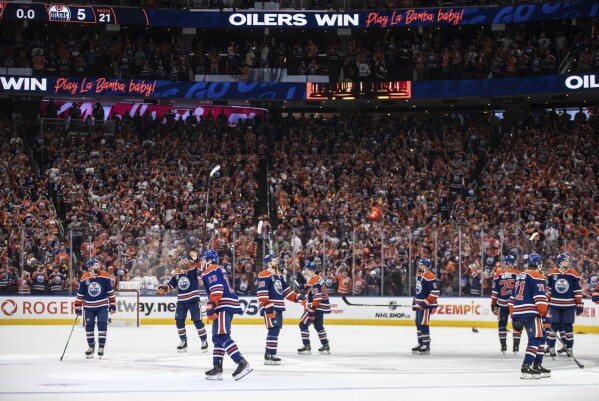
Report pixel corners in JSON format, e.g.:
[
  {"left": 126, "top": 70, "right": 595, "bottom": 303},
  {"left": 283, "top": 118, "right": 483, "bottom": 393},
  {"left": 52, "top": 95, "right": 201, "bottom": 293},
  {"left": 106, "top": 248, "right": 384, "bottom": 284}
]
[
  {"left": 492, "top": 269, "right": 518, "bottom": 307},
  {"left": 201, "top": 264, "right": 242, "bottom": 314},
  {"left": 511, "top": 270, "right": 548, "bottom": 319},
  {"left": 306, "top": 275, "right": 330, "bottom": 313}
]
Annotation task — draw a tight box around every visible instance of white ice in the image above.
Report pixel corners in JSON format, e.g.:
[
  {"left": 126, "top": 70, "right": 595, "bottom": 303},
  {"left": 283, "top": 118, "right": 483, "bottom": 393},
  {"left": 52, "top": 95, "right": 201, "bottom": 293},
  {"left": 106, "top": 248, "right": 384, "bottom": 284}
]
[{"left": 1, "top": 324, "right": 598, "bottom": 401}]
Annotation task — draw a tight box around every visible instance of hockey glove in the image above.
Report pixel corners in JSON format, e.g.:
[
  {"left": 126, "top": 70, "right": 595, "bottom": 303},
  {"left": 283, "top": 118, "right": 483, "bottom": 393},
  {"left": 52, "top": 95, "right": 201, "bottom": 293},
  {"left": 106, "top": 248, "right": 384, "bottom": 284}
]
[
  {"left": 156, "top": 284, "right": 167, "bottom": 295},
  {"left": 297, "top": 293, "right": 306, "bottom": 302},
  {"left": 75, "top": 307, "right": 82, "bottom": 316},
  {"left": 265, "top": 305, "right": 276, "bottom": 320},
  {"left": 206, "top": 301, "right": 217, "bottom": 322},
  {"left": 512, "top": 320, "right": 524, "bottom": 332},
  {"left": 575, "top": 304, "right": 584, "bottom": 316},
  {"left": 542, "top": 315, "right": 551, "bottom": 329},
  {"left": 491, "top": 306, "right": 499, "bottom": 316},
  {"left": 109, "top": 305, "right": 116, "bottom": 314}
]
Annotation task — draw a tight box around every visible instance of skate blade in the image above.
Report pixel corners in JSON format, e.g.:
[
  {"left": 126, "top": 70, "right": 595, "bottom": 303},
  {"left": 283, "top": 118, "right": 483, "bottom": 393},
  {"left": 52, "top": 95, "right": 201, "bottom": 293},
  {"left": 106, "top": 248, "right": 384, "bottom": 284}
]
[
  {"left": 298, "top": 351, "right": 312, "bottom": 355},
  {"left": 177, "top": 349, "right": 187, "bottom": 353},
  {"left": 205, "top": 374, "right": 223, "bottom": 381},
  {"left": 501, "top": 351, "right": 506, "bottom": 355},
  {"left": 86, "top": 355, "right": 94, "bottom": 359},
  {"left": 411, "top": 350, "right": 419, "bottom": 355},
  {"left": 540, "top": 373, "right": 551, "bottom": 378},
  {"left": 417, "top": 351, "right": 430, "bottom": 355},
  {"left": 520, "top": 373, "right": 540, "bottom": 379},
  {"left": 233, "top": 366, "right": 253, "bottom": 381},
  {"left": 264, "top": 360, "right": 281, "bottom": 365},
  {"left": 318, "top": 350, "right": 331, "bottom": 355}
]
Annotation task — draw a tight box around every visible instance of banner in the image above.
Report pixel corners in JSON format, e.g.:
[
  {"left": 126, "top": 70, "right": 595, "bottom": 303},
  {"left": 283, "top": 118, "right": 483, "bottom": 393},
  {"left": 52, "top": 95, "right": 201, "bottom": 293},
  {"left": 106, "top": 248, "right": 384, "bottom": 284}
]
[
  {"left": 2, "top": 296, "right": 598, "bottom": 333},
  {"left": 1, "top": 1, "right": 597, "bottom": 28},
  {"left": 40, "top": 100, "right": 266, "bottom": 125}
]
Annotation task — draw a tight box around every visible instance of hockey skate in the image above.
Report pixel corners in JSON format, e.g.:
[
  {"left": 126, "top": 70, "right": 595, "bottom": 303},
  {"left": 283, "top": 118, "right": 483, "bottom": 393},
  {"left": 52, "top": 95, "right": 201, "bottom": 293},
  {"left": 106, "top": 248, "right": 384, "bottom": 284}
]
[
  {"left": 98, "top": 347, "right": 104, "bottom": 358},
  {"left": 177, "top": 339, "right": 188, "bottom": 353},
  {"left": 297, "top": 344, "right": 312, "bottom": 355},
  {"left": 85, "top": 345, "right": 95, "bottom": 359},
  {"left": 232, "top": 357, "right": 252, "bottom": 381},
  {"left": 318, "top": 344, "right": 331, "bottom": 355},
  {"left": 513, "top": 339, "right": 520, "bottom": 354},
  {"left": 533, "top": 363, "right": 551, "bottom": 378},
  {"left": 415, "top": 345, "right": 430, "bottom": 355},
  {"left": 549, "top": 347, "right": 556, "bottom": 359},
  {"left": 205, "top": 360, "right": 223, "bottom": 381},
  {"left": 264, "top": 352, "right": 281, "bottom": 365},
  {"left": 201, "top": 340, "right": 209, "bottom": 353},
  {"left": 500, "top": 339, "right": 507, "bottom": 355},
  {"left": 520, "top": 364, "right": 541, "bottom": 379},
  {"left": 411, "top": 344, "right": 423, "bottom": 354}
]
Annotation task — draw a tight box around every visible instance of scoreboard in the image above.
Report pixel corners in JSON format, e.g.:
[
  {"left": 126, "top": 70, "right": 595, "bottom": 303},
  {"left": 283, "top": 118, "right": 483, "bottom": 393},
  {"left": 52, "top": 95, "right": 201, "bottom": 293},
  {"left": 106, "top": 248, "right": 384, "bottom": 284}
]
[{"left": 0, "top": 2, "right": 148, "bottom": 25}]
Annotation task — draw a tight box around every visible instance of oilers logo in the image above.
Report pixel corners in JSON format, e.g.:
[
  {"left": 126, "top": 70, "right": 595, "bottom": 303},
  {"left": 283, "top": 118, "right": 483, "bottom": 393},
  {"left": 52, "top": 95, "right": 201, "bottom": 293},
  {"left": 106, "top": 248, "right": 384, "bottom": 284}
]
[
  {"left": 48, "top": 5, "right": 71, "bottom": 22},
  {"left": 36, "top": 275, "right": 44, "bottom": 283},
  {"left": 178, "top": 276, "right": 191, "bottom": 291},
  {"left": 415, "top": 281, "right": 422, "bottom": 294},
  {"left": 555, "top": 278, "right": 569, "bottom": 294},
  {"left": 239, "top": 281, "right": 248, "bottom": 292},
  {"left": 54, "top": 276, "right": 62, "bottom": 283},
  {"left": 88, "top": 282, "right": 101, "bottom": 297},
  {"left": 274, "top": 279, "right": 283, "bottom": 295}
]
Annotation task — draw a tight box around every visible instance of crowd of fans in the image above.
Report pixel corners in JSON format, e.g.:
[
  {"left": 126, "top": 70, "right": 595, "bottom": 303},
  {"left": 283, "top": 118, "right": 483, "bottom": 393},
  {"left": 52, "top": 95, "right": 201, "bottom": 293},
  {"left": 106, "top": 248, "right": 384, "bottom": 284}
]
[
  {"left": 1, "top": 105, "right": 598, "bottom": 299},
  {"left": 2, "top": 18, "right": 596, "bottom": 82}
]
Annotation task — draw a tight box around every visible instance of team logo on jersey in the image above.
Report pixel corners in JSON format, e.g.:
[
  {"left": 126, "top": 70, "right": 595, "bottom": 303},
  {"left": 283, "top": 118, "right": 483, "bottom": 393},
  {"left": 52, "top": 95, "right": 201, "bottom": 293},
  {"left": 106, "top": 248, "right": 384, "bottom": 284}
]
[
  {"left": 47, "top": 5, "right": 72, "bottom": 22},
  {"left": 88, "top": 282, "right": 101, "bottom": 297},
  {"left": 54, "top": 276, "right": 62, "bottom": 283},
  {"left": 325, "top": 278, "right": 333, "bottom": 288},
  {"left": 36, "top": 275, "right": 44, "bottom": 283},
  {"left": 274, "top": 279, "right": 283, "bottom": 295},
  {"left": 486, "top": 256, "right": 495, "bottom": 266},
  {"left": 555, "top": 278, "right": 569, "bottom": 294},
  {"left": 178, "top": 276, "right": 191, "bottom": 291},
  {"left": 239, "top": 282, "right": 248, "bottom": 291},
  {"left": 415, "top": 281, "right": 422, "bottom": 294}
]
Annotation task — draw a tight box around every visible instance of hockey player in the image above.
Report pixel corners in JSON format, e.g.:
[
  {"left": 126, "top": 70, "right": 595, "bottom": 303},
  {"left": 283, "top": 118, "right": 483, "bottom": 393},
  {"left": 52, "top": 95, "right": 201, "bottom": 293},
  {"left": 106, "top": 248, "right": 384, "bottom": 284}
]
[
  {"left": 490, "top": 255, "right": 522, "bottom": 354},
  {"left": 593, "top": 282, "right": 599, "bottom": 304},
  {"left": 75, "top": 259, "right": 116, "bottom": 359},
  {"left": 297, "top": 262, "right": 331, "bottom": 355},
  {"left": 545, "top": 254, "right": 583, "bottom": 358},
  {"left": 200, "top": 250, "right": 252, "bottom": 381},
  {"left": 411, "top": 258, "right": 440, "bottom": 355},
  {"left": 156, "top": 257, "right": 209, "bottom": 353},
  {"left": 257, "top": 254, "right": 302, "bottom": 365},
  {"left": 509, "top": 252, "right": 550, "bottom": 379}
]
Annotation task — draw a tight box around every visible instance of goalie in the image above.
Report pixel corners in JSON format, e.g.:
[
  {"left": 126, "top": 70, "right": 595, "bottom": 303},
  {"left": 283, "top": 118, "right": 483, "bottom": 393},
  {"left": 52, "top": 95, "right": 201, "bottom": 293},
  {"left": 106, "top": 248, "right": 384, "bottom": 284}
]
[{"left": 157, "top": 256, "right": 209, "bottom": 353}]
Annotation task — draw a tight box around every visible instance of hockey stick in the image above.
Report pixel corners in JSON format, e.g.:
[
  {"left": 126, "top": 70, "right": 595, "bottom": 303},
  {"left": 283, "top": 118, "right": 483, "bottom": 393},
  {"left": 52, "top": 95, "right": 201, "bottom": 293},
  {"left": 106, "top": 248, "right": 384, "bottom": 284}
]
[
  {"left": 60, "top": 315, "right": 80, "bottom": 361},
  {"left": 546, "top": 327, "right": 584, "bottom": 369},
  {"left": 341, "top": 295, "right": 413, "bottom": 308}
]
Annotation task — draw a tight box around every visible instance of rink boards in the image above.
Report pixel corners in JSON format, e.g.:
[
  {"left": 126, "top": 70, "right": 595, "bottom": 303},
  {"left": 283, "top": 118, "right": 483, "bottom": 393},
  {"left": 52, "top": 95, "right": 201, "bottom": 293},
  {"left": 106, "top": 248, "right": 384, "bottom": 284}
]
[{"left": 1, "top": 296, "right": 598, "bottom": 333}]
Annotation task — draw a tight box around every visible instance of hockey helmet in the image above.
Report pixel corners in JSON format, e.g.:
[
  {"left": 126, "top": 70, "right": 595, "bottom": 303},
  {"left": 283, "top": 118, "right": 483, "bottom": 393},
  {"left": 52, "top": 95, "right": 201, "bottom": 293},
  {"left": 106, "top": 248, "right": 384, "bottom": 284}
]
[{"left": 202, "top": 250, "right": 219, "bottom": 264}]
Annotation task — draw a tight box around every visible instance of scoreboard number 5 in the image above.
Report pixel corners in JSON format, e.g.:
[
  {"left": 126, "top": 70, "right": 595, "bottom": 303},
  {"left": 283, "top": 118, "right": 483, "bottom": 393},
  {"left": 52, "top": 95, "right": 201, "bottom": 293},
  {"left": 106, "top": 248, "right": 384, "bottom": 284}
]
[{"left": 77, "top": 9, "right": 85, "bottom": 20}]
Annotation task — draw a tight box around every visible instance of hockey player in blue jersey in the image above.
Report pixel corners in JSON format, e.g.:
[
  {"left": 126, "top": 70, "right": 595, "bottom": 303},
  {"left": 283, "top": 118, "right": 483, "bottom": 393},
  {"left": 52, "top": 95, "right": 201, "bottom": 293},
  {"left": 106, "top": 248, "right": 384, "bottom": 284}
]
[
  {"left": 200, "top": 250, "right": 252, "bottom": 381},
  {"left": 156, "top": 257, "right": 209, "bottom": 353},
  {"left": 490, "top": 255, "right": 522, "bottom": 354},
  {"left": 509, "top": 252, "right": 551, "bottom": 379},
  {"left": 257, "top": 254, "right": 301, "bottom": 365},
  {"left": 75, "top": 259, "right": 116, "bottom": 359},
  {"left": 411, "top": 258, "right": 440, "bottom": 355},
  {"left": 297, "top": 262, "right": 331, "bottom": 355},
  {"left": 545, "top": 254, "right": 583, "bottom": 358}
]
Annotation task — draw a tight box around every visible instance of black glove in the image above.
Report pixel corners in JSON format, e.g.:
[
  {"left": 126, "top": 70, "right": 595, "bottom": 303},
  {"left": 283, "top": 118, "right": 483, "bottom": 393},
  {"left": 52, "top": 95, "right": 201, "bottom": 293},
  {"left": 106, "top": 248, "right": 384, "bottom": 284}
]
[{"left": 512, "top": 320, "right": 524, "bottom": 332}]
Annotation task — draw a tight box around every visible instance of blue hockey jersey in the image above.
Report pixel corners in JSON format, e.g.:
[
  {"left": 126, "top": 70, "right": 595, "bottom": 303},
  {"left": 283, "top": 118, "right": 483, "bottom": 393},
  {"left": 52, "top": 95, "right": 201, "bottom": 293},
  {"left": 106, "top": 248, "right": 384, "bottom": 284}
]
[
  {"left": 201, "top": 263, "right": 242, "bottom": 314},
  {"left": 256, "top": 270, "right": 299, "bottom": 315},
  {"left": 75, "top": 271, "right": 116, "bottom": 310},
  {"left": 546, "top": 268, "right": 582, "bottom": 309},
  {"left": 413, "top": 271, "right": 440, "bottom": 309},
  {"left": 509, "top": 270, "right": 548, "bottom": 319},
  {"left": 164, "top": 267, "right": 201, "bottom": 303},
  {"left": 592, "top": 283, "right": 599, "bottom": 304},
  {"left": 491, "top": 269, "right": 519, "bottom": 308},
  {"left": 301, "top": 275, "right": 330, "bottom": 313}
]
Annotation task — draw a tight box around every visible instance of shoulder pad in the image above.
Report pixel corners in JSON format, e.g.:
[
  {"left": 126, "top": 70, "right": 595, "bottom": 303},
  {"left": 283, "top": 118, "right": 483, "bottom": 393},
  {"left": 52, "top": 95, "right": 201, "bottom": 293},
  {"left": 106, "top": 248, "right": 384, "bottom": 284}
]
[
  {"left": 80, "top": 272, "right": 92, "bottom": 281},
  {"left": 527, "top": 270, "right": 545, "bottom": 280},
  {"left": 423, "top": 271, "right": 436, "bottom": 280},
  {"left": 258, "top": 270, "right": 272, "bottom": 278},
  {"left": 548, "top": 269, "right": 561, "bottom": 275},
  {"left": 98, "top": 271, "right": 111, "bottom": 278},
  {"left": 567, "top": 269, "right": 581, "bottom": 278}
]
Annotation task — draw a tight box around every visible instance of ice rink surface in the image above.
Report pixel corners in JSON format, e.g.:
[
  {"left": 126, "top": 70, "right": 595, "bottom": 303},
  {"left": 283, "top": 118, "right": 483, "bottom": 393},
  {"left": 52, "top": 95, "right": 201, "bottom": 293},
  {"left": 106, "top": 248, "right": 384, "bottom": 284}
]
[{"left": 0, "top": 324, "right": 598, "bottom": 401}]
